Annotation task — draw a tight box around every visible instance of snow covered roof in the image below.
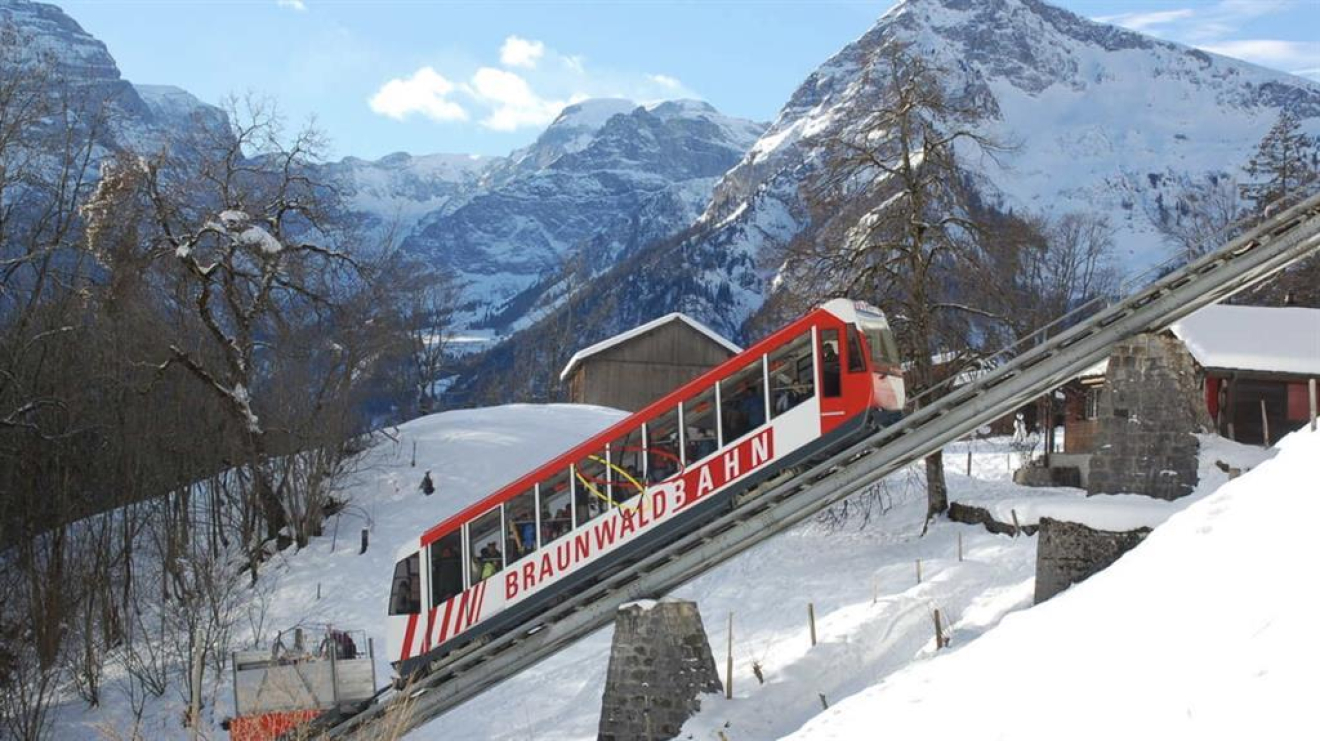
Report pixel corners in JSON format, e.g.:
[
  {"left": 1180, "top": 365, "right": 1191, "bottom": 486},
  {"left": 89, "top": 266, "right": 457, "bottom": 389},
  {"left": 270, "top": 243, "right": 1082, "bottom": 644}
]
[
  {"left": 1169, "top": 304, "right": 1320, "bottom": 376},
  {"left": 1074, "top": 358, "right": 1109, "bottom": 381},
  {"left": 559, "top": 313, "right": 742, "bottom": 381}
]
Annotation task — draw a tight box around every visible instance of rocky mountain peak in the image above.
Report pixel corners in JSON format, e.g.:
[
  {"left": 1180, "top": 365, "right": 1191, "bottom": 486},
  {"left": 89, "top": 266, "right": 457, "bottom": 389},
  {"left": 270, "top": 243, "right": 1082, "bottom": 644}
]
[
  {"left": 0, "top": 0, "right": 121, "bottom": 81},
  {"left": 1, "top": 0, "right": 229, "bottom": 155}
]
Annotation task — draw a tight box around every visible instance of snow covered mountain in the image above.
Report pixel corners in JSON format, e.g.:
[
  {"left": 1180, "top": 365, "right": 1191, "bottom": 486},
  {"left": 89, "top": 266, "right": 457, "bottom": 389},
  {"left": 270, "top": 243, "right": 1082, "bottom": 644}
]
[
  {"left": 503, "top": 0, "right": 1320, "bottom": 348},
  {"left": 317, "top": 151, "right": 501, "bottom": 240},
  {"left": 0, "top": 0, "right": 229, "bottom": 155},
  {"left": 395, "top": 98, "right": 764, "bottom": 329}
]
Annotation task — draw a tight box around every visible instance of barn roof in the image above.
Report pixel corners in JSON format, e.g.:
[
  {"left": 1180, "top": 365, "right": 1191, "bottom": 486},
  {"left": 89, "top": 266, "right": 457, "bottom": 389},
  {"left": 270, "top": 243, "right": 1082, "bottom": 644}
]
[
  {"left": 559, "top": 313, "right": 742, "bottom": 381},
  {"left": 1169, "top": 304, "right": 1320, "bottom": 376}
]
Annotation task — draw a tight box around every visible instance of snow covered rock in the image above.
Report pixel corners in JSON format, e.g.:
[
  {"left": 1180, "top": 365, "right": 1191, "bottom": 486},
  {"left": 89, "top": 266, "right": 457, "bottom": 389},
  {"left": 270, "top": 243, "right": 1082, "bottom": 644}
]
[{"left": 1034, "top": 516, "right": 1149, "bottom": 603}]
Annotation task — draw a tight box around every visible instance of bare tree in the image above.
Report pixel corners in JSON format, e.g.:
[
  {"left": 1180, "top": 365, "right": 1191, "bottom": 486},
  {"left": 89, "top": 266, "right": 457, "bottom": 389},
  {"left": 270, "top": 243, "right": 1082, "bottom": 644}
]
[
  {"left": 79, "top": 98, "right": 371, "bottom": 569},
  {"left": 775, "top": 41, "right": 1006, "bottom": 527},
  {"left": 1153, "top": 175, "right": 1245, "bottom": 263},
  {"left": 402, "top": 265, "right": 463, "bottom": 415}
]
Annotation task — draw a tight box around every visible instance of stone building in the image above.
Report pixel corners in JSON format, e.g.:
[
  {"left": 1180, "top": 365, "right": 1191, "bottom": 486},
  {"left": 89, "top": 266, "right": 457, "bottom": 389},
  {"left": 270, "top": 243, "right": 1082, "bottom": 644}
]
[
  {"left": 1065, "top": 304, "right": 1319, "bottom": 498},
  {"left": 560, "top": 313, "right": 741, "bottom": 412},
  {"left": 1086, "top": 333, "right": 1213, "bottom": 499}
]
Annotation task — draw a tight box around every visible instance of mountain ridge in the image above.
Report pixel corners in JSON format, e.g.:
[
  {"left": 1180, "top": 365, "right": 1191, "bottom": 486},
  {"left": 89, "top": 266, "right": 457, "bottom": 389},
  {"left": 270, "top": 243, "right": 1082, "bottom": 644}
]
[{"left": 448, "top": 0, "right": 1320, "bottom": 402}]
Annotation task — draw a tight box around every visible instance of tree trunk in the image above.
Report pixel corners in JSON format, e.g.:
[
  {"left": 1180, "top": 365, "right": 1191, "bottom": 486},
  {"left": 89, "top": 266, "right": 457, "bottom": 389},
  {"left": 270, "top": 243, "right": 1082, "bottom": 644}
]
[{"left": 924, "top": 452, "right": 948, "bottom": 524}]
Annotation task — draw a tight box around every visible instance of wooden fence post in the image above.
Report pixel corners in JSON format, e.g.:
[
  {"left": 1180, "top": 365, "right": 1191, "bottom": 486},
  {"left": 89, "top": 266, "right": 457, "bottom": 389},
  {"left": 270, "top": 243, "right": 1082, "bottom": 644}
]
[
  {"left": 726, "top": 613, "right": 734, "bottom": 700},
  {"left": 915, "top": 559, "right": 922, "bottom": 585},
  {"left": 1260, "top": 399, "right": 1271, "bottom": 447},
  {"left": 932, "top": 609, "right": 948, "bottom": 649},
  {"left": 957, "top": 532, "right": 963, "bottom": 562},
  {"left": 808, "top": 603, "right": 817, "bottom": 647},
  {"left": 1310, "top": 378, "right": 1317, "bottom": 432},
  {"left": 1011, "top": 509, "right": 1021, "bottom": 538}
]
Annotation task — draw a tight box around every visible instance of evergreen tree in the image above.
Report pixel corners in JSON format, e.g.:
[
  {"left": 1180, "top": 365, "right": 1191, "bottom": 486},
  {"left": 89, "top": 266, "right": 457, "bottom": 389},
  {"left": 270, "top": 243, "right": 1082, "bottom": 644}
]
[{"left": 1240, "top": 111, "right": 1318, "bottom": 209}]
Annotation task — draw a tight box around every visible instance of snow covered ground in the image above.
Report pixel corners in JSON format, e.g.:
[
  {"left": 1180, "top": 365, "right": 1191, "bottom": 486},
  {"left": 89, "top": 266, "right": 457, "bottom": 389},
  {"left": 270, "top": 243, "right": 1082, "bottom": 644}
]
[
  {"left": 44, "top": 406, "right": 1282, "bottom": 740},
  {"left": 945, "top": 434, "right": 1275, "bottom": 531},
  {"left": 783, "top": 426, "right": 1319, "bottom": 741}
]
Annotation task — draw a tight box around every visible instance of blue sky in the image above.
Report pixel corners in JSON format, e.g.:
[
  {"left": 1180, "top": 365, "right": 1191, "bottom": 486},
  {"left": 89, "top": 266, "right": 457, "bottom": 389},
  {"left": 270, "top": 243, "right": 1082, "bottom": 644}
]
[{"left": 57, "top": 0, "right": 1320, "bottom": 160}]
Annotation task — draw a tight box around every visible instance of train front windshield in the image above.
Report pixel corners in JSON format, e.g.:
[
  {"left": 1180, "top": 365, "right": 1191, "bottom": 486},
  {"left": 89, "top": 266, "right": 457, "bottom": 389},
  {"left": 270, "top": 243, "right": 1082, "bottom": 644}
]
[
  {"left": 855, "top": 314, "right": 904, "bottom": 412},
  {"left": 860, "top": 322, "right": 900, "bottom": 370}
]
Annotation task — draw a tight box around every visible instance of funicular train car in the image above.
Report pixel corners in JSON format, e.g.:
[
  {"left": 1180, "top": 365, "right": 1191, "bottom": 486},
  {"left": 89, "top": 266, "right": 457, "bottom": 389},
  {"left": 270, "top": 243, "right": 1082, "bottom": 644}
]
[{"left": 386, "top": 299, "right": 905, "bottom": 678}]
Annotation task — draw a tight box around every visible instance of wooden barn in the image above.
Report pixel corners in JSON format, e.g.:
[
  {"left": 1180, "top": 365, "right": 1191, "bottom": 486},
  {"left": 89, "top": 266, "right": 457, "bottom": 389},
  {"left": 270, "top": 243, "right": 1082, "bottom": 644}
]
[
  {"left": 560, "top": 313, "right": 742, "bottom": 412},
  {"left": 1172, "top": 304, "right": 1319, "bottom": 445},
  {"left": 1061, "top": 359, "right": 1108, "bottom": 454}
]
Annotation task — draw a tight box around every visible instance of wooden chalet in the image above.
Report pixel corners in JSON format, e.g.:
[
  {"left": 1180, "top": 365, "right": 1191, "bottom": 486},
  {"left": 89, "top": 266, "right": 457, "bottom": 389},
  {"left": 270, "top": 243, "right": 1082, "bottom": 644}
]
[{"left": 560, "top": 313, "right": 741, "bottom": 412}]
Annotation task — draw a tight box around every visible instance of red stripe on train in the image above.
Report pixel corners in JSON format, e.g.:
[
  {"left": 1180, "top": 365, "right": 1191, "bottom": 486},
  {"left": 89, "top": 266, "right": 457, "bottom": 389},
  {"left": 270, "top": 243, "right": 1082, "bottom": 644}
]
[
  {"left": 422, "top": 606, "right": 437, "bottom": 652},
  {"left": 401, "top": 613, "right": 419, "bottom": 660},
  {"left": 437, "top": 595, "right": 456, "bottom": 644}
]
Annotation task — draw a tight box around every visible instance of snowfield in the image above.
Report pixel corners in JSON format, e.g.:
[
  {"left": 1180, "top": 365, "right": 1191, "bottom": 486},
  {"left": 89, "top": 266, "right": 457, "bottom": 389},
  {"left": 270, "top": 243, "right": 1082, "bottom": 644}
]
[
  {"left": 784, "top": 427, "right": 1319, "bottom": 741},
  {"left": 44, "top": 405, "right": 1287, "bottom": 740}
]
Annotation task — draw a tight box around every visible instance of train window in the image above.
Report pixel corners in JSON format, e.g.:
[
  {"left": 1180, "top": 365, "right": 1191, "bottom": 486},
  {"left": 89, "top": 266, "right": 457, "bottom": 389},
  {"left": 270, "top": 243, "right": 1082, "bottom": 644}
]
[
  {"left": 539, "top": 469, "right": 573, "bottom": 546},
  {"left": 684, "top": 387, "right": 719, "bottom": 463},
  {"left": 720, "top": 356, "right": 767, "bottom": 443},
  {"left": 846, "top": 327, "right": 867, "bottom": 373},
  {"left": 429, "top": 532, "right": 463, "bottom": 607},
  {"left": 504, "top": 488, "right": 538, "bottom": 562},
  {"left": 769, "top": 333, "right": 815, "bottom": 417},
  {"left": 820, "top": 329, "right": 842, "bottom": 398},
  {"left": 647, "top": 407, "right": 682, "bottom": 483},
  {"left": 609, "top": 427, "right": 647, "bottom": 503},
  {"left": 388, "top": 554, "right": 421, "bottom": 615},
  {"left": 575, "top": 452, "right": 610, "bottom": 525},
  {"left": 468, "top": 508, "right": 503, "bottom": 584},
  {"left": 865, "top": 325, "right": 901, "bottom": 367}
]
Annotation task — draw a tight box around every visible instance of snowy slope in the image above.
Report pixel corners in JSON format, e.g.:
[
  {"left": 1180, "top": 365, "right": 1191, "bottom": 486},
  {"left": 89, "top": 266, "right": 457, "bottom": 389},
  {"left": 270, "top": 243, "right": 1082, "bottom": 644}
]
[
  {"left": 47, "top": 404, "right": 627, "bottom": 739},
  {"left": 44, "top": 404, "right": 1274, "bottom": 739},
  {"left": 783, "top": 426, "right": 1320, "bottom": 741}
]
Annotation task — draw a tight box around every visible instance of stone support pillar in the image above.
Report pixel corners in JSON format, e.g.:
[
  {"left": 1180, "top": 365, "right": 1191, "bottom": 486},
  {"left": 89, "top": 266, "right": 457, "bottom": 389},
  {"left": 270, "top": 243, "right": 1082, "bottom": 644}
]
[{"left": 598, "top": 600, "right": 722, "bottom": 741}]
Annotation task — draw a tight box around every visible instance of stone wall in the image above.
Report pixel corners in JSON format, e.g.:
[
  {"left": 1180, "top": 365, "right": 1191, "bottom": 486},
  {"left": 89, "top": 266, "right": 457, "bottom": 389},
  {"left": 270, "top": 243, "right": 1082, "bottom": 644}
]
[
  {"left": 1087, "top": 333, "right": 1212, "bottom": 499},
  {"left": 1035, "top": 517, "right": 1151, "bottom": 603},
  {"left": 598, "top": 600, "right": 723, "bottom": 741}
]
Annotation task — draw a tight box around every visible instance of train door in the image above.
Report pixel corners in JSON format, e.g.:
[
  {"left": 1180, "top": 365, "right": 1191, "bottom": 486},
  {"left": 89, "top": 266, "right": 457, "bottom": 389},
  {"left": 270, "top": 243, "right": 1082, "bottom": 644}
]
[{"left": 818, "top": 326, "right": 848, "bottom": 434}]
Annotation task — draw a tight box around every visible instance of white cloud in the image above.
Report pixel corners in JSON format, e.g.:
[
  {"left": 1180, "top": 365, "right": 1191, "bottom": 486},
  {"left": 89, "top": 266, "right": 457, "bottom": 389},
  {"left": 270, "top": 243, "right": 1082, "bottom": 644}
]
[
  {"left": 368, "top": 38, "right": 702, "bottom": 130},
  {"left": 648, "top": 74, "right": 683, "bottom": 91},
  {"left": 1201, "top": 39, "right": 1320, "bottom": 75},
  {"left": 368, "top": 67, "right": 468, "bottom": 122},
  {"left": 500, "top": 36, "right": 545, "bottom": 69},
  {"left": 1094, "top": 1, "right": 1317, "bottom": 79},
  {"left": 276, "top": 0, "right": 306, "bottom": 10},
  {"left": 1095, "top": 9, "right": 1195, "bottom": 33},
  {"left": 470, "top": 67, "right": 578, "bottom": 131}
]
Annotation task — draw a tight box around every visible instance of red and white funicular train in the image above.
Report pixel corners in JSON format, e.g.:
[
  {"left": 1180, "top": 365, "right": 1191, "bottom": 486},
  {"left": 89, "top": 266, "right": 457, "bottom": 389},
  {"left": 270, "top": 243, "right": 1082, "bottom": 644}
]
[{"left": 386, "top": 299, "right": 905, "bottom": 677}]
